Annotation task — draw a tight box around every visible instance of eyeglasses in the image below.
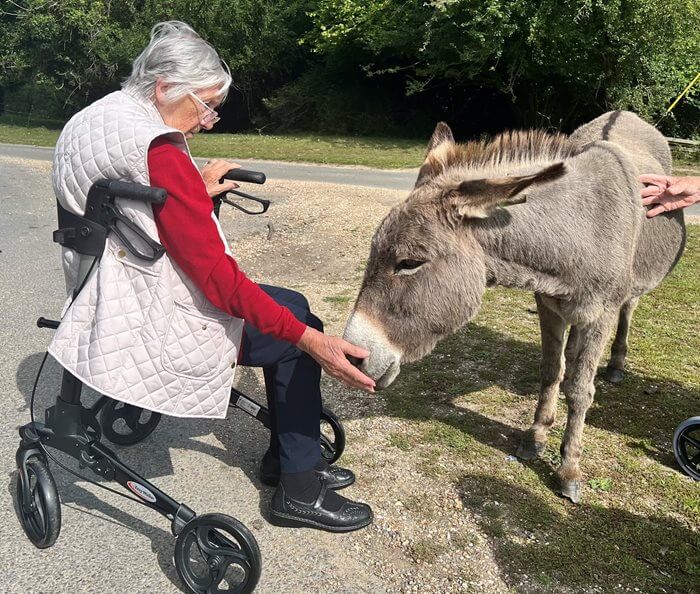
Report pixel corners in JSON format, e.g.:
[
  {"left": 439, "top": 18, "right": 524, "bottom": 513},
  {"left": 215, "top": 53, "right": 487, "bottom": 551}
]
[{"left": 188, "top": 92, "right": 220, "bottom": 126}]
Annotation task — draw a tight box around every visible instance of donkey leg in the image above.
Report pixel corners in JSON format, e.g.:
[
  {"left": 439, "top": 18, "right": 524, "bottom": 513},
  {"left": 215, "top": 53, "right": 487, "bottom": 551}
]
[
  {"left": 602, "top": 297, "right": 639, "bottom": 384},
  {"left": 563, "top": 325, "right": 579, "bottom": 384},
  {"left": 517, "top": 295, "right": 567, "bottom": 460},
  {"left": 557, "top": 313, "right": 616, "bottom": 503}
]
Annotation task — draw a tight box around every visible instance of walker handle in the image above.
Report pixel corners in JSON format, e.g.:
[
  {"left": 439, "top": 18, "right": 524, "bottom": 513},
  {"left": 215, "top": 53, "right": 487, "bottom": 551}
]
[
  {"left": 222, "top": 169, "right": 266, "bottom": 185},
  {"left": 106, "top": 181, "right": 168, "bottom": 204}
]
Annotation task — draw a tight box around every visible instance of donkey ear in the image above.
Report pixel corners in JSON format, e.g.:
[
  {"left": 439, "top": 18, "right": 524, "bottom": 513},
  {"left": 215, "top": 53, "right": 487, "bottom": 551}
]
[
  {"left": 426, "top": 122, "right": 455, "bottom": 152},
  {"left": 415, "top": 122, "right": 456, "bottom": 188},
  {"left": 449, "top": 162, "right": 566, "bottom": 219}
]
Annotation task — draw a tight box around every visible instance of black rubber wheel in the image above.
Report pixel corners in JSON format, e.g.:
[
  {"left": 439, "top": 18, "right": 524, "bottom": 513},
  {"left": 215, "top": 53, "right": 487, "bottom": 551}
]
[
  {"left": 99, "top": 400, "right": 161, "bottom": 446},
  {"left": 320, "top": 407, "right": 346, "bottom": 465},
  {"left": 174, "top": 513, "right": 261, "bottom": 594},
  {"left": 15, "top": 457, "right": 61, "bottom": 549},
  {"left": 673, "top": 416, "right": 700, "bottom": 481}
]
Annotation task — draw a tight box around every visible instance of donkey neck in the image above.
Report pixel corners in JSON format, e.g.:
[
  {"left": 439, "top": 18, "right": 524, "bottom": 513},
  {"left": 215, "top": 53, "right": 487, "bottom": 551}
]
[{"left": 470, "top": 206, "right": 574, "bottom": 298}]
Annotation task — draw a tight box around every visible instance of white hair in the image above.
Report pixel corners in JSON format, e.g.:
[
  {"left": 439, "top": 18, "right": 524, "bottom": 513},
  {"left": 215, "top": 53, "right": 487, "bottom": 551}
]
[{"left": 123, "top": 21, "right": 232, "bottom": 103}]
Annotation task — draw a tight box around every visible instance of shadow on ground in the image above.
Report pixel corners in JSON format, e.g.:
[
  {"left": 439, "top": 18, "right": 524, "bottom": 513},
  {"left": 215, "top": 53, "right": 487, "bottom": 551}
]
[
  {"left": 13, "top": 350, "right": 278, "bottom": 586},
  {"left": 382, "top": 321, "right": 698, "bottom": 469},
  {"left": 457, "top": 474, "right": 699, "bottom": 593}
]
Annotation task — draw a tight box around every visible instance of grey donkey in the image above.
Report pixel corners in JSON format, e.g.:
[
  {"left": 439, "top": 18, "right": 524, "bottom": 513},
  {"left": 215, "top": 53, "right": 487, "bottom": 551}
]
[{"left": 344, "top": 111, "right": 686, "bottom": 503}]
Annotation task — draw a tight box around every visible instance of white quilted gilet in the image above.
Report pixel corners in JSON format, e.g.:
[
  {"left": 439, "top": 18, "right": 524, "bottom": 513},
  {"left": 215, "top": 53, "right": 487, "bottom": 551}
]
[{"left": 48, "top": 89, "right": 244, "bottom": 419}]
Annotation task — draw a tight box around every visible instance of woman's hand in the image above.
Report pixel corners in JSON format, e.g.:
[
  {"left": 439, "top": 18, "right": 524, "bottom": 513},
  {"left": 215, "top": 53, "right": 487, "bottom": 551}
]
[
  {"left": 201, "top": 159, "right": 240, "bottom": 198},
  {"left": 639, "top": 174, "right": 700, "bottom": 218},
  {"left": 297, "top": 327, "right": 376, "bottom": 393}
]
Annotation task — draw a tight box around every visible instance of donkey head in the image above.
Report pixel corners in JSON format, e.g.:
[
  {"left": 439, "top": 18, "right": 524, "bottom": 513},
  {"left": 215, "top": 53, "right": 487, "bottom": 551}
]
[{"left": 344, "top": 122, "right": 566, "bottom": 388}]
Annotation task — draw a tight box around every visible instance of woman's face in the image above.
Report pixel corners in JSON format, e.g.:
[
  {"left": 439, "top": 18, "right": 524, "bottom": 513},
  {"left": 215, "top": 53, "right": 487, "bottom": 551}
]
[{"left": 154, "top": 81, "right": 223, "bottom": 139}]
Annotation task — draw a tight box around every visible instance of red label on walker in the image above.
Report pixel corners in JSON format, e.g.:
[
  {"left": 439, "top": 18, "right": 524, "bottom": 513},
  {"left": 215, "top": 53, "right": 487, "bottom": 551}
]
[{"left": 127, "top": 481, "right": 157, "bottom": 503}]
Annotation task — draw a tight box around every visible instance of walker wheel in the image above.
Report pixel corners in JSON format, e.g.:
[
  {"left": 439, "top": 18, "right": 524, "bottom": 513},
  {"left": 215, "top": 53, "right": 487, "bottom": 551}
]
[
  {"left": 174, "top": 513, "right": 261, "bottom": 594},
  {"left": 100, "top": 400, "right": 161, "bottom": 446},
  {"left": 320, "top": 407, "right": 346, "bottom": 464},
  {"left": 16, "top": 456, "right": 61, "bottom": 548},
  {"left": 673, "top": 416, "right": 700, "bottom": 481}
]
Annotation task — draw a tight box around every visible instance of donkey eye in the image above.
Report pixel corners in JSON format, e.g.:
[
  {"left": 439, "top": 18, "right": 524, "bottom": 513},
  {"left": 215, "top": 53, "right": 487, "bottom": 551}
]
[{"left": 394, "top": 259, "right": 426, "bottom": 276}]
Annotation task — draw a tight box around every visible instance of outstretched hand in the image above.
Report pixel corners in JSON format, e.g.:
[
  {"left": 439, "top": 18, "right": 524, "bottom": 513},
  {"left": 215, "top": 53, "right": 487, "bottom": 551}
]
[
  {"left": 297, "top": 327, "right": 376, "bottom": 393},
  {"left": 639, "top": 174, "right": 700, "bottom": 218},
  {"left": 201, "top": 159, "right": 240, "bottom": 198}
]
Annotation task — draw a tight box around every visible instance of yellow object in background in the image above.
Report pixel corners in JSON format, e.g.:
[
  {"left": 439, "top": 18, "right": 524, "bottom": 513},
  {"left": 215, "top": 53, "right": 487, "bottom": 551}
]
[{"left": 666, "top": 72, "right": 700, "bottom": 114}]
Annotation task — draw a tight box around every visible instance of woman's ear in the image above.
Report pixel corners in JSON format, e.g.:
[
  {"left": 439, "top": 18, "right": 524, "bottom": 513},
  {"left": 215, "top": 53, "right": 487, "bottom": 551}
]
[{"left": 154, "top": 79, "right": 171, "bottom": 105}]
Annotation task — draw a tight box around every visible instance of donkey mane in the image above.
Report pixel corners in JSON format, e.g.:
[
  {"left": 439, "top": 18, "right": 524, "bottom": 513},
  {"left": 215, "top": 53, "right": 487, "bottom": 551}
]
[{"left": 425, "top": 129, "right": 583, "bottom": 182}]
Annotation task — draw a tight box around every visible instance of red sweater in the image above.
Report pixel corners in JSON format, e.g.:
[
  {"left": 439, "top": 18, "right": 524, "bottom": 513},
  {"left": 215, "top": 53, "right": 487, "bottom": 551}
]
[{"left": 148, "top": 140, "right": 306, "bottom": 344}]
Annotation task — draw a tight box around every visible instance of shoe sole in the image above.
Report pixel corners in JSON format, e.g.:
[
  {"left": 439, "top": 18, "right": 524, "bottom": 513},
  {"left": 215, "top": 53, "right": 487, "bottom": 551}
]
[{"left": 269, "top": 509, "right": 372, "bottom": 533}]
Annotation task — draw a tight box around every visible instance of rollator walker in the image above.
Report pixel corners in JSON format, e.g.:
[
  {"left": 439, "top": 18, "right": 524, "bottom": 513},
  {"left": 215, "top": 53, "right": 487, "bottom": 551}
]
[{"left": 13, "top": 170, "right": 347, "bottom": 594}]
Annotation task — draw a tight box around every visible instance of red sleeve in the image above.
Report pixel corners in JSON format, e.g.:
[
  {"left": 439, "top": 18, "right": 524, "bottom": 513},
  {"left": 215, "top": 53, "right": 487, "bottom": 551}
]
[{"left": 147, "top": 139, "right": 307, "bottom": 344}]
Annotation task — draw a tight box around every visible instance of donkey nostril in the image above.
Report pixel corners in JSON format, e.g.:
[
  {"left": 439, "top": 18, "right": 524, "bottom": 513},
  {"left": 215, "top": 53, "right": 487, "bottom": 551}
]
[{"left": 346, "top": 355, "right": 364, "bottom": 368}]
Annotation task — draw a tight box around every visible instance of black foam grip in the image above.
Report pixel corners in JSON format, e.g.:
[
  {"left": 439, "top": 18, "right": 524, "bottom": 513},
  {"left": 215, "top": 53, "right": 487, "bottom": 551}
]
[
  {"left": 107, "top": 181, "right": 168, "bottom": 204},
  {"left": 222, "top": 168, "right": 266, "bottom": 184},
  {"left": 37, "top": 317, "right": 60, "bottom": 329}
]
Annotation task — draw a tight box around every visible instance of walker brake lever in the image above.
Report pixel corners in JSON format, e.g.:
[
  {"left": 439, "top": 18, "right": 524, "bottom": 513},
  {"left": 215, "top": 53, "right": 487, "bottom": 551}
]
[
  {"left": 219, "top": 189, "right": 270, "bottom": 215},
  {"left": 106, "top": 203, "right": 166, "bottom": 261}
]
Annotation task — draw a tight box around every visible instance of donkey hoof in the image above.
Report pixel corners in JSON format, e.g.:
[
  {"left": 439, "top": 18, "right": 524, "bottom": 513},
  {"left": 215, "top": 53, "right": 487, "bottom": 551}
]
[
  {"left": 602, "top": 366, "right": 624, "bottom": 384},
  {"left": 558, "top": 480, "right": 582, "bottom": 504},
  {"left": 516, "top": 440, "right": 546, "bottom": 461}
]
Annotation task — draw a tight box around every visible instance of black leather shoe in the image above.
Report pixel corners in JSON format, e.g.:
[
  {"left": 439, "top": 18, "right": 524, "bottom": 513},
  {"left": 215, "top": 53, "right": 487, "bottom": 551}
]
[
  {"left": 269, "top": 483, "right": 373, "bottom": 532},
  {"left": 259, "top": 462, "right": 355, "bottom": 490}
]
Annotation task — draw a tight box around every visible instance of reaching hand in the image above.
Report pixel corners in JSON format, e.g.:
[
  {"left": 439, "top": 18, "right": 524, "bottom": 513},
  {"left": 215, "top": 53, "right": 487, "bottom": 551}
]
[
  {"left": 201, "top": 159, "right": 240, "bottom": 198},
  {"left": 639, "top": 174, "right": 700, "bottom": 218},
  {"left": 297, "top": 327, "right": 376, "bottom": 393}
]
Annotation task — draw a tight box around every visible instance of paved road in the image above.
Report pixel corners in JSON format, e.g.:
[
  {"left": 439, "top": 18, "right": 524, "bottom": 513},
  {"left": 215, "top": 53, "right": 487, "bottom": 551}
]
[
  {"left": 0, "top": 143, "right": 418, "bottom": 192},
  {"left": 3, "top": 142, "right": 697, "bottom": 215},
  {"left": 0, "top": 154, "right": 387, "bottom": 593}
]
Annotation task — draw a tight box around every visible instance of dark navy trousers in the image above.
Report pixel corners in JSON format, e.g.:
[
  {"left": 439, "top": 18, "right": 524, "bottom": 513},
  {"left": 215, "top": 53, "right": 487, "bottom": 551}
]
[{"left": 238, "top": 285, "right": 323, "bottom": 474}]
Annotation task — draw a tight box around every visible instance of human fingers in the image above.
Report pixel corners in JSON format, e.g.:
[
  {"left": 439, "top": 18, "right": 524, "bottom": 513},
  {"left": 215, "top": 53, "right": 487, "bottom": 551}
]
[
  {"left": 217, "top": 180, "right": 240, "bottom": 193},
  {"left": 641, "top": 194, "right": 661, "bottom": 206},
  {"left": 665, "top": 178, "right": 700, "bottom": 197},
  {"left": 322, "top": 346, "right": 375, "bottom": 391},
  {"left": 207, "top": 159, "right": 240, "bottom": 178},
  {"left": 646, "top": 204, "right": 667, "bottom": 218},
  {"left": 202, "top": 159, "right": 235, "bottom": 175},
  {"left": 645, "top": 197, "right": 690, "bottom": 217},
  {"left": 336, "top": 361, "right": 376, "bottom": 391},
  {"left": 638, "top": 173, "right": 672, "bottom": 187},
  {"left": 338, "top": 338, "right": 370, "bottom": 361},
  {"left": 640, "top": 185, "right": 662, "bottom": 198}
]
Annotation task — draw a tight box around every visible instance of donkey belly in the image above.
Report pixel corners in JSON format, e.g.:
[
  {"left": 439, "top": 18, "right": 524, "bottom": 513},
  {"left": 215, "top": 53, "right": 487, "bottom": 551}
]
[{"left": 631, "top": 210, "right": 686, "bottom": 296}]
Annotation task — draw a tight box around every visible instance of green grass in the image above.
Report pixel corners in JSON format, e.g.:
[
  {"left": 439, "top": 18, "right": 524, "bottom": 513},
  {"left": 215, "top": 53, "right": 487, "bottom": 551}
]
[
  {"left": 2, "top": 114, "right": 698, "bottom": 171},
  {"left": 0, "top": 115, "right": 425, "bottom": 168},
  {"left": 188, "top": 132, "right": 424, "bottom": 168},
  {"left": 0, "top": 115, "right": 63, "bottom": 146},
  {"left": 322, "top": 293, "right": 353, "bottom": 306},
  {"left": 380, "top": 227, "right": 700, "bottom": 593}
]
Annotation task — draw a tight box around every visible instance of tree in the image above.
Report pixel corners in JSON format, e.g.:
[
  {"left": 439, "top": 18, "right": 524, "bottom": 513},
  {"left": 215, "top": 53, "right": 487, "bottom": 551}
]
[{"left": 296, "top": 0, "right": 700, "bottom": 136}]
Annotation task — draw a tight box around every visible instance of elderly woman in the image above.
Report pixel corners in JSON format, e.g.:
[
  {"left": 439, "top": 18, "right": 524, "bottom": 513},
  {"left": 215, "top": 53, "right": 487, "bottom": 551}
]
[{"left": 50, "top": 21, "right": 374, "bottom": 532}]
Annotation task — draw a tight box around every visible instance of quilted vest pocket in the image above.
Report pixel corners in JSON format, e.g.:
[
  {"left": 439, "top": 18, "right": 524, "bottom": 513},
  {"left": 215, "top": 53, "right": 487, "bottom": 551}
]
[{"left": 161, "top": 303, "right": 233, "bottom": 380}]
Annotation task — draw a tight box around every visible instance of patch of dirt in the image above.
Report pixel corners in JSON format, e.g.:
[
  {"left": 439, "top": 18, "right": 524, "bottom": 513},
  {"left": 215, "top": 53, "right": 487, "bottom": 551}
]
[
  {"left": 221, "top": 180, "right": 517, "bottom": 593},
  {"left": 220, "top": 180, "right": 402, "bottom": 291}
]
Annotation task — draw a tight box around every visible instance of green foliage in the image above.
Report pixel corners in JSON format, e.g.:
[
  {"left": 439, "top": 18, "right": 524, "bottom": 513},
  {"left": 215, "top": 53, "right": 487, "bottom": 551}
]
[
  {"left": 301, "top": 0, "right": 700, "bottom": 135},
  {"left": 1, "top": 0, "right": 698, "bottom": 136},
  {"left": 0, "top": 0, "right": 311, "bottom": 121},
  {"left": 0, "top": 0, "right": 146, "bottom": 115}
]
